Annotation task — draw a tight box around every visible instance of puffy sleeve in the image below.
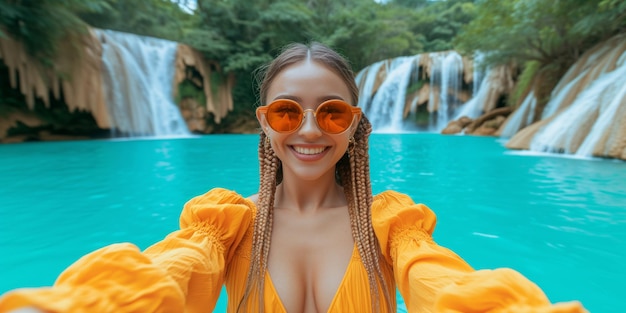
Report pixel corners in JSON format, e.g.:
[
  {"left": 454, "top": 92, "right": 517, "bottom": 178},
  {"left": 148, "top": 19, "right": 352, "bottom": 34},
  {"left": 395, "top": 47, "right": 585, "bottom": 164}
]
[
  {"left": 0, "top": 188, "right": 253, "bottom": 313},
  {"left": 372, "top": 190, "right": 587, "bottom": 313}
]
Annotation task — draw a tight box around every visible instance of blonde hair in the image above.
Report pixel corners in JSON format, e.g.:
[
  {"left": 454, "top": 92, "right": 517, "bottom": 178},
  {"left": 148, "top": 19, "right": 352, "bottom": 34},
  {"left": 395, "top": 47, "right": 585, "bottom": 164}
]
[{"left": 239, "top": 42, "right": 393, "bottom": 312}]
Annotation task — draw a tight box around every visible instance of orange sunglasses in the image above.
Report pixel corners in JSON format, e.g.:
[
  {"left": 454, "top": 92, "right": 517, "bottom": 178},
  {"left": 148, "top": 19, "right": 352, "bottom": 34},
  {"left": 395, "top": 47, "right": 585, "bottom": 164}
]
[{"left": 257, "top": 99, "right": 361, "bottom": 134}]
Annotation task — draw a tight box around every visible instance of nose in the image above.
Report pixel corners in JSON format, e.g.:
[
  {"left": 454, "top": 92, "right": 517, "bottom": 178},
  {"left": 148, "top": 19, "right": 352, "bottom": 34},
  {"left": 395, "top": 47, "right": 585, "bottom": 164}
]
[{"left": 298, "top": 109, "right": 323, "bottom": 138}]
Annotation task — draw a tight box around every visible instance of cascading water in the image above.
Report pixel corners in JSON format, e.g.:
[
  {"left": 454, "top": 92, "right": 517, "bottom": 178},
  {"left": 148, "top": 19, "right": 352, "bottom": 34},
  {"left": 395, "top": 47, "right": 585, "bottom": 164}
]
[
  {"left": 431, "top": 52, "right": 463, "bottom": 131},
  {"left": 362, "top": 56, "right": 417, "bottom": 133},
  {"left": 503, "top": 33, "right": 626, "bottom": 160},
  {"left": 454, "top": 53, "right": 487, "bottom": 120},
  {"left": 353, "top": 34, "right": 625, "bottom": 159},
  {"left": 530, "top": 51, "right": 626, "bottom": 155},
  {"left": 97, "top": 29, "right": 190, "bottom": 137},
  {"left": 576, "top": 71, "right": 626, "bottom": 157},
  {"left": 454, "top": 68, "right": 489, "bottom": 120},
  {"left": 355, "top": 60, "right": 386, "bottom": 113},
  {"left": 499, "top": 91, "right": 536, "bottom": 138},
  {"left": 472, "top": 53, "right": 485, "bottom": 95},
  {"left": 356, "top": 51, "right": 492, "bottom": 132},
  {"left": 541, "top": 70, "right": 588, "bottom": 119}
]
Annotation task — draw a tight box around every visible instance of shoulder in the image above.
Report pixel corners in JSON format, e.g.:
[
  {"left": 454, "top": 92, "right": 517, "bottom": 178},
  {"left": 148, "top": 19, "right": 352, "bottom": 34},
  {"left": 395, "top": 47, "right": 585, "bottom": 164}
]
[
  {"left": 180, "top": 188, "right": 255, "bottom": 230},
  {"left": 185, "top": 188, "right": 254, "bottom": 207},
  {"left": 371, "top": 190, "right": 437, "bottom": 236}
]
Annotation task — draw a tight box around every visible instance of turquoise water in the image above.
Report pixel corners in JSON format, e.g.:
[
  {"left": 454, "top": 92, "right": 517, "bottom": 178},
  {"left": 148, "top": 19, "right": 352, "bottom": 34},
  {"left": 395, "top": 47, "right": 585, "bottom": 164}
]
[{"left": 0, "top": 134, "right": 624, "bottom": 312}]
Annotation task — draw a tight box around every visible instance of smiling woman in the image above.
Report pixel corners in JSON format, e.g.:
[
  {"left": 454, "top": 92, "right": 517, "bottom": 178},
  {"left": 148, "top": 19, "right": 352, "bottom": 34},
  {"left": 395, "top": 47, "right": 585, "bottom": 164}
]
[{"left": 0, "top": 42, "right": 588, "bottom": 313}]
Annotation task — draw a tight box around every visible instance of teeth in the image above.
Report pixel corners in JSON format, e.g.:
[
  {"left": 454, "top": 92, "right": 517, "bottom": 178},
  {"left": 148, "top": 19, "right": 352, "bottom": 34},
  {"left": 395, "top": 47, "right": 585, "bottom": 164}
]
[{"left": 293, "top": 146, "right": 326, "bottom": 155}]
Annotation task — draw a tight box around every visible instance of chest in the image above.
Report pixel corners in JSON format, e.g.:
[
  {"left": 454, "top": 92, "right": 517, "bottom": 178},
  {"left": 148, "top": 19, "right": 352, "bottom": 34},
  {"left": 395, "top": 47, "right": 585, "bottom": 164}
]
[{"left": 267, "top": 208, "right": 354, "bottom": 313}]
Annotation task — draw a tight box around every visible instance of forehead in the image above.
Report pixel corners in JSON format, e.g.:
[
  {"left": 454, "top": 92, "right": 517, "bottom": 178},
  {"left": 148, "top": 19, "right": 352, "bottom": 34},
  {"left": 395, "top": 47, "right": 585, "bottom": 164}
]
[{"left": 266, "top": 61, "right": 352, "bottom": 104}]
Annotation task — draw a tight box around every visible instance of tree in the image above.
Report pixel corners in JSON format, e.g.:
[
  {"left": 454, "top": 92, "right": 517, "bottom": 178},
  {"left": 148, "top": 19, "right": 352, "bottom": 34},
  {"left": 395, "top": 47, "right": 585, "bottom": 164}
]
[
  {"left": 453, "top": 0, "right": 626, "bottom": 105},
  {"left": 0, "top": 0, "right": 111, "bottom": 64},
  {"left": 454, "top": 0, "right": 626, "bottom": 69},
  {"left": 78, "top": 0, "right": 190, "bottom": 42},
  {"left": 311, "top": 1, "right": 423, "bottom": 70},
  {"left": 410, "top": 0, "right": 477, "bottom": 52}
]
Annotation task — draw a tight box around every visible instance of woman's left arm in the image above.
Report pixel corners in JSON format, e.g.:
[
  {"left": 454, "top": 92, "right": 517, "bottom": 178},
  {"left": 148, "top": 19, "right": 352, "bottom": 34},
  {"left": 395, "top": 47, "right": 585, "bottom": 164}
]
[{"left": 372, "top": 191, "right": 587, "bottom": 313}]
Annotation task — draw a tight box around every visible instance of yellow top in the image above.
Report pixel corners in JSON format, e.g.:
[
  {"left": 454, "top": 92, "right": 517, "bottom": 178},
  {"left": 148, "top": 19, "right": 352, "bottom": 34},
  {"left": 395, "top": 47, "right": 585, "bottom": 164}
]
[{"left": 0, "top": 188, "right": 586, "bottom": 313}]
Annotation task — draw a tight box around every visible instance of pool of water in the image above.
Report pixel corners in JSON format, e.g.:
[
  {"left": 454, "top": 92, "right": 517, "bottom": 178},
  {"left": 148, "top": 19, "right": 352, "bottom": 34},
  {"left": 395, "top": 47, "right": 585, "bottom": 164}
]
[{"left": 0, "top": 134, "right": 624, "bottom": 312}]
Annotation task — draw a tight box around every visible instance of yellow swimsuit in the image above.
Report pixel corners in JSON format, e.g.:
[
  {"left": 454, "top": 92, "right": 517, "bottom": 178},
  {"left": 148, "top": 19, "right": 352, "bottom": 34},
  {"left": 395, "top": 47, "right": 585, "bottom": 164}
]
[{"left": 0, "top": 188, "right": 585, "bottom": 312}]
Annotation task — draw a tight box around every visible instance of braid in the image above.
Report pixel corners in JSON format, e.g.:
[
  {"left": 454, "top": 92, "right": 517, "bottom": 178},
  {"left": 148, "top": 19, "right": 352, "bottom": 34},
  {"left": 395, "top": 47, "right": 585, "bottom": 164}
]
[
  {"left": 339, "top": 116, "right": 394, "bottom": 312},
  {"left": 238, "top": 132, "right": 278, "bottom": 312},
  {"left": 337, "top": 153, "right": 366, "bottom": 286}
]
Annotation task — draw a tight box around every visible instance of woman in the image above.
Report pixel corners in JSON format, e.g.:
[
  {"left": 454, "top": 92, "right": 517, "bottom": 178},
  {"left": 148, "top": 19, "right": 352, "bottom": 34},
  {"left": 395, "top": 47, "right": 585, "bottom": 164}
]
[{"left": 0, "top": 42, "right": 586, "bottom": 313}]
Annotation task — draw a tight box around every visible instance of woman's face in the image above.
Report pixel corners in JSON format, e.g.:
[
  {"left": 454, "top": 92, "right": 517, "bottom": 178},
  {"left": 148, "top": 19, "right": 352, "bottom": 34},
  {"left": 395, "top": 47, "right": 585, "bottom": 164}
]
[{"left": 258, "top": 60, "right": 360, "bottom": 183}]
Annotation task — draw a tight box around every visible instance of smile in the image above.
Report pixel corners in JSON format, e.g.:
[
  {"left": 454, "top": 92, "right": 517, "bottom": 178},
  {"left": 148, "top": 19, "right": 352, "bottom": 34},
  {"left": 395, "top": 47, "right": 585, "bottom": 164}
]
[{"left": 291, "top": 146, "right": 327, "bottom": 155}]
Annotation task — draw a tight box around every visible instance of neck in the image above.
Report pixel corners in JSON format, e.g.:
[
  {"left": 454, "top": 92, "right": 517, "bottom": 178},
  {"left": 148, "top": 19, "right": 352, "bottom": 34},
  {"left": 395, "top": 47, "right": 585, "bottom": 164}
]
[{"left": 274, "top": 171, "right": 346, "bottom": 214}]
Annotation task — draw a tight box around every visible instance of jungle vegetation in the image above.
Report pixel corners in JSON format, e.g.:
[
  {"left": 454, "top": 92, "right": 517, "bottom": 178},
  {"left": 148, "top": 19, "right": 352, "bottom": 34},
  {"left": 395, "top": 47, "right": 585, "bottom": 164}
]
[{"left": 1, "top": 0, "right": 625, "bottom": 133}]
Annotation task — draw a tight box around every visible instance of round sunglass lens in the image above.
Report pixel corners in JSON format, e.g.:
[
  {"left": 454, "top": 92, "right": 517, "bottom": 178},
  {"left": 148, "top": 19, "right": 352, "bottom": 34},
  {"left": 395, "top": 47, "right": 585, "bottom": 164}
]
[
  {"left": 317, "top": 101, "right": 352, "bottom": 133},
  {"left": 268, "top": 101, "right": 302, "bottom": 132}
]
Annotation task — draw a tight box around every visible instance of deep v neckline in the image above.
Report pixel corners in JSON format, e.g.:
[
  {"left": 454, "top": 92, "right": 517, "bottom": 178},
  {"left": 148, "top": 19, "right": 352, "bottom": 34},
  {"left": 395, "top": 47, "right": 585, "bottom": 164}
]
[{"left": 265, "top": 245, "right": 358, "bottom": 313}]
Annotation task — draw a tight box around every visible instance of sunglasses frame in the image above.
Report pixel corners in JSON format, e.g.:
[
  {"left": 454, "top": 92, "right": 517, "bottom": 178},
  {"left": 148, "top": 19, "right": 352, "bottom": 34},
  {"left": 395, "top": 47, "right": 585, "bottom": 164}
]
[{"left": 257, "top": 99, "right": 361, "bottom": 134}]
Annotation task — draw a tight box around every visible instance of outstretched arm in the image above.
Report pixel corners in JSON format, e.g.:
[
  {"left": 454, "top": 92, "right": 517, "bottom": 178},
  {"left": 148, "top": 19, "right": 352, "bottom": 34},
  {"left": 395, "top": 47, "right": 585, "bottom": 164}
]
[
  {"left": 372, "top": 190, "right": 587, "bottom": 313},
  {"left": 0, "top": 188, "right": 252, "bottom": 313}
]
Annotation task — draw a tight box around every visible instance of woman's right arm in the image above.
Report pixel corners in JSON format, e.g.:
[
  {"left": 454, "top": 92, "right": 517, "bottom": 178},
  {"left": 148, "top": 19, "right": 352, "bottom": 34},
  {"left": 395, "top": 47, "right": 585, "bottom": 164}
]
[{"left": 0, "top": 188, "right": 253, "bottom": 313}]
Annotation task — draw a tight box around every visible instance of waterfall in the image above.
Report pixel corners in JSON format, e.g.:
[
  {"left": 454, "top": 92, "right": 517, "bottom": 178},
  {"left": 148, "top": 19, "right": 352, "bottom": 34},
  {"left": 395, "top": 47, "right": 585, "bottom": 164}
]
[
  {"left": 356, "top": 60, "right": 386, "bottom": 113},
  {"left": 576, "top": 74, "right": 626, "bottom": 157},
  {"left": 504, "top": 34, "right": 626, "bottom": 160},
  {"left": 355, "top": 51, "right": 472, "bottom": 133},
  {"left": 541, "top": 36, "right": 626, "bottom": 120},
  {"left": 439, "top": 52, "right": 464, "bottom": 130},
  {"left": 530, "top": 52, "right": 626, "bottom": 155},
  {"left": 428, "top": 51, "right": 464, "bottom": 131},
  {"left": 499, "top": 91, "right": 536, "bottom": 138},
  {"left": 97, "top": 29, "right": 190, "bottom": 137},
  {"left": 454, "top": 53, "right": 488, "bottom": 120},
  {"left": 363, "top": 56, "right": 417, "bottom": 133},
  {"left": 541, "top": 70, "right": 588, "bottom": 119},
  {"left": 454, "top": 66, "right": 490, "bottom": 120},
  {"left": 472, "top": 53, "right": 485, "bottom": 95}
]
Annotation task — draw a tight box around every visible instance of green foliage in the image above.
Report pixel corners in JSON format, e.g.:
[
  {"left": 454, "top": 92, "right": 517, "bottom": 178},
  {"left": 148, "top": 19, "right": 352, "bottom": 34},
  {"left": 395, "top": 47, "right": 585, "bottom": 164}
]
[
  {"left": 78, "top": 0, "right": 189, "bottom": 41},
  {"left": 510, "top": 60, "right": 540, "bottom": 106},
  {"left": 406, "top": 80, "right": 425, "bottom": 95},
  {"left": 0, "top": 90, "right": 21, "bottom": 117},
  {"left": 0, "top": 70, "right": 21, "bottom": 117},
  {"left": 391, "top": 0, "right": 431, "bottom": 9},
  {"left": 454, "top": 0, "right": 626, "bottom": 69},
  {"left": 408, "top": 0, "right": 477, "bottom": 53},
  {"left": 412, "top": 108, "right": 431, "bottom": 127},
  {"left": 176, "top": 79, "right": 206, "bottom": 107},
  {"left": 322, "top": 3, "right": 423, "bottom": 70},
  {"left": 231, "top": 71, "right": 259, "bottom": 110},
  {"left": 189, "top": 0, "right": 313, "bottom": 73},
  {"left": 0, "top": 63, "right": 26, "bottom": 116},
  {"left": 6, "top": 121, "right": 43, "bottom": 138},
  {"left": 0, "top": 0, "right": 111, "bottom": 64},
  {"left": 452, "top": 0, "right": 626, "bottom": 109},
  {"left": 33, "top": 102, "right": 100, "bottom": 135}
]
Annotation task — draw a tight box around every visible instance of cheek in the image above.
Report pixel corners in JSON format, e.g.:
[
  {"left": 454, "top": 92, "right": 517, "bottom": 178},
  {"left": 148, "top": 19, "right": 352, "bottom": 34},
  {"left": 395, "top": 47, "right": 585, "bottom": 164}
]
[
  {"left": 267, "top": 134, "right": 289, "bottom": 158},
  {"left": 335, "top": 137, "right": 351, "bottom": 155}
]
